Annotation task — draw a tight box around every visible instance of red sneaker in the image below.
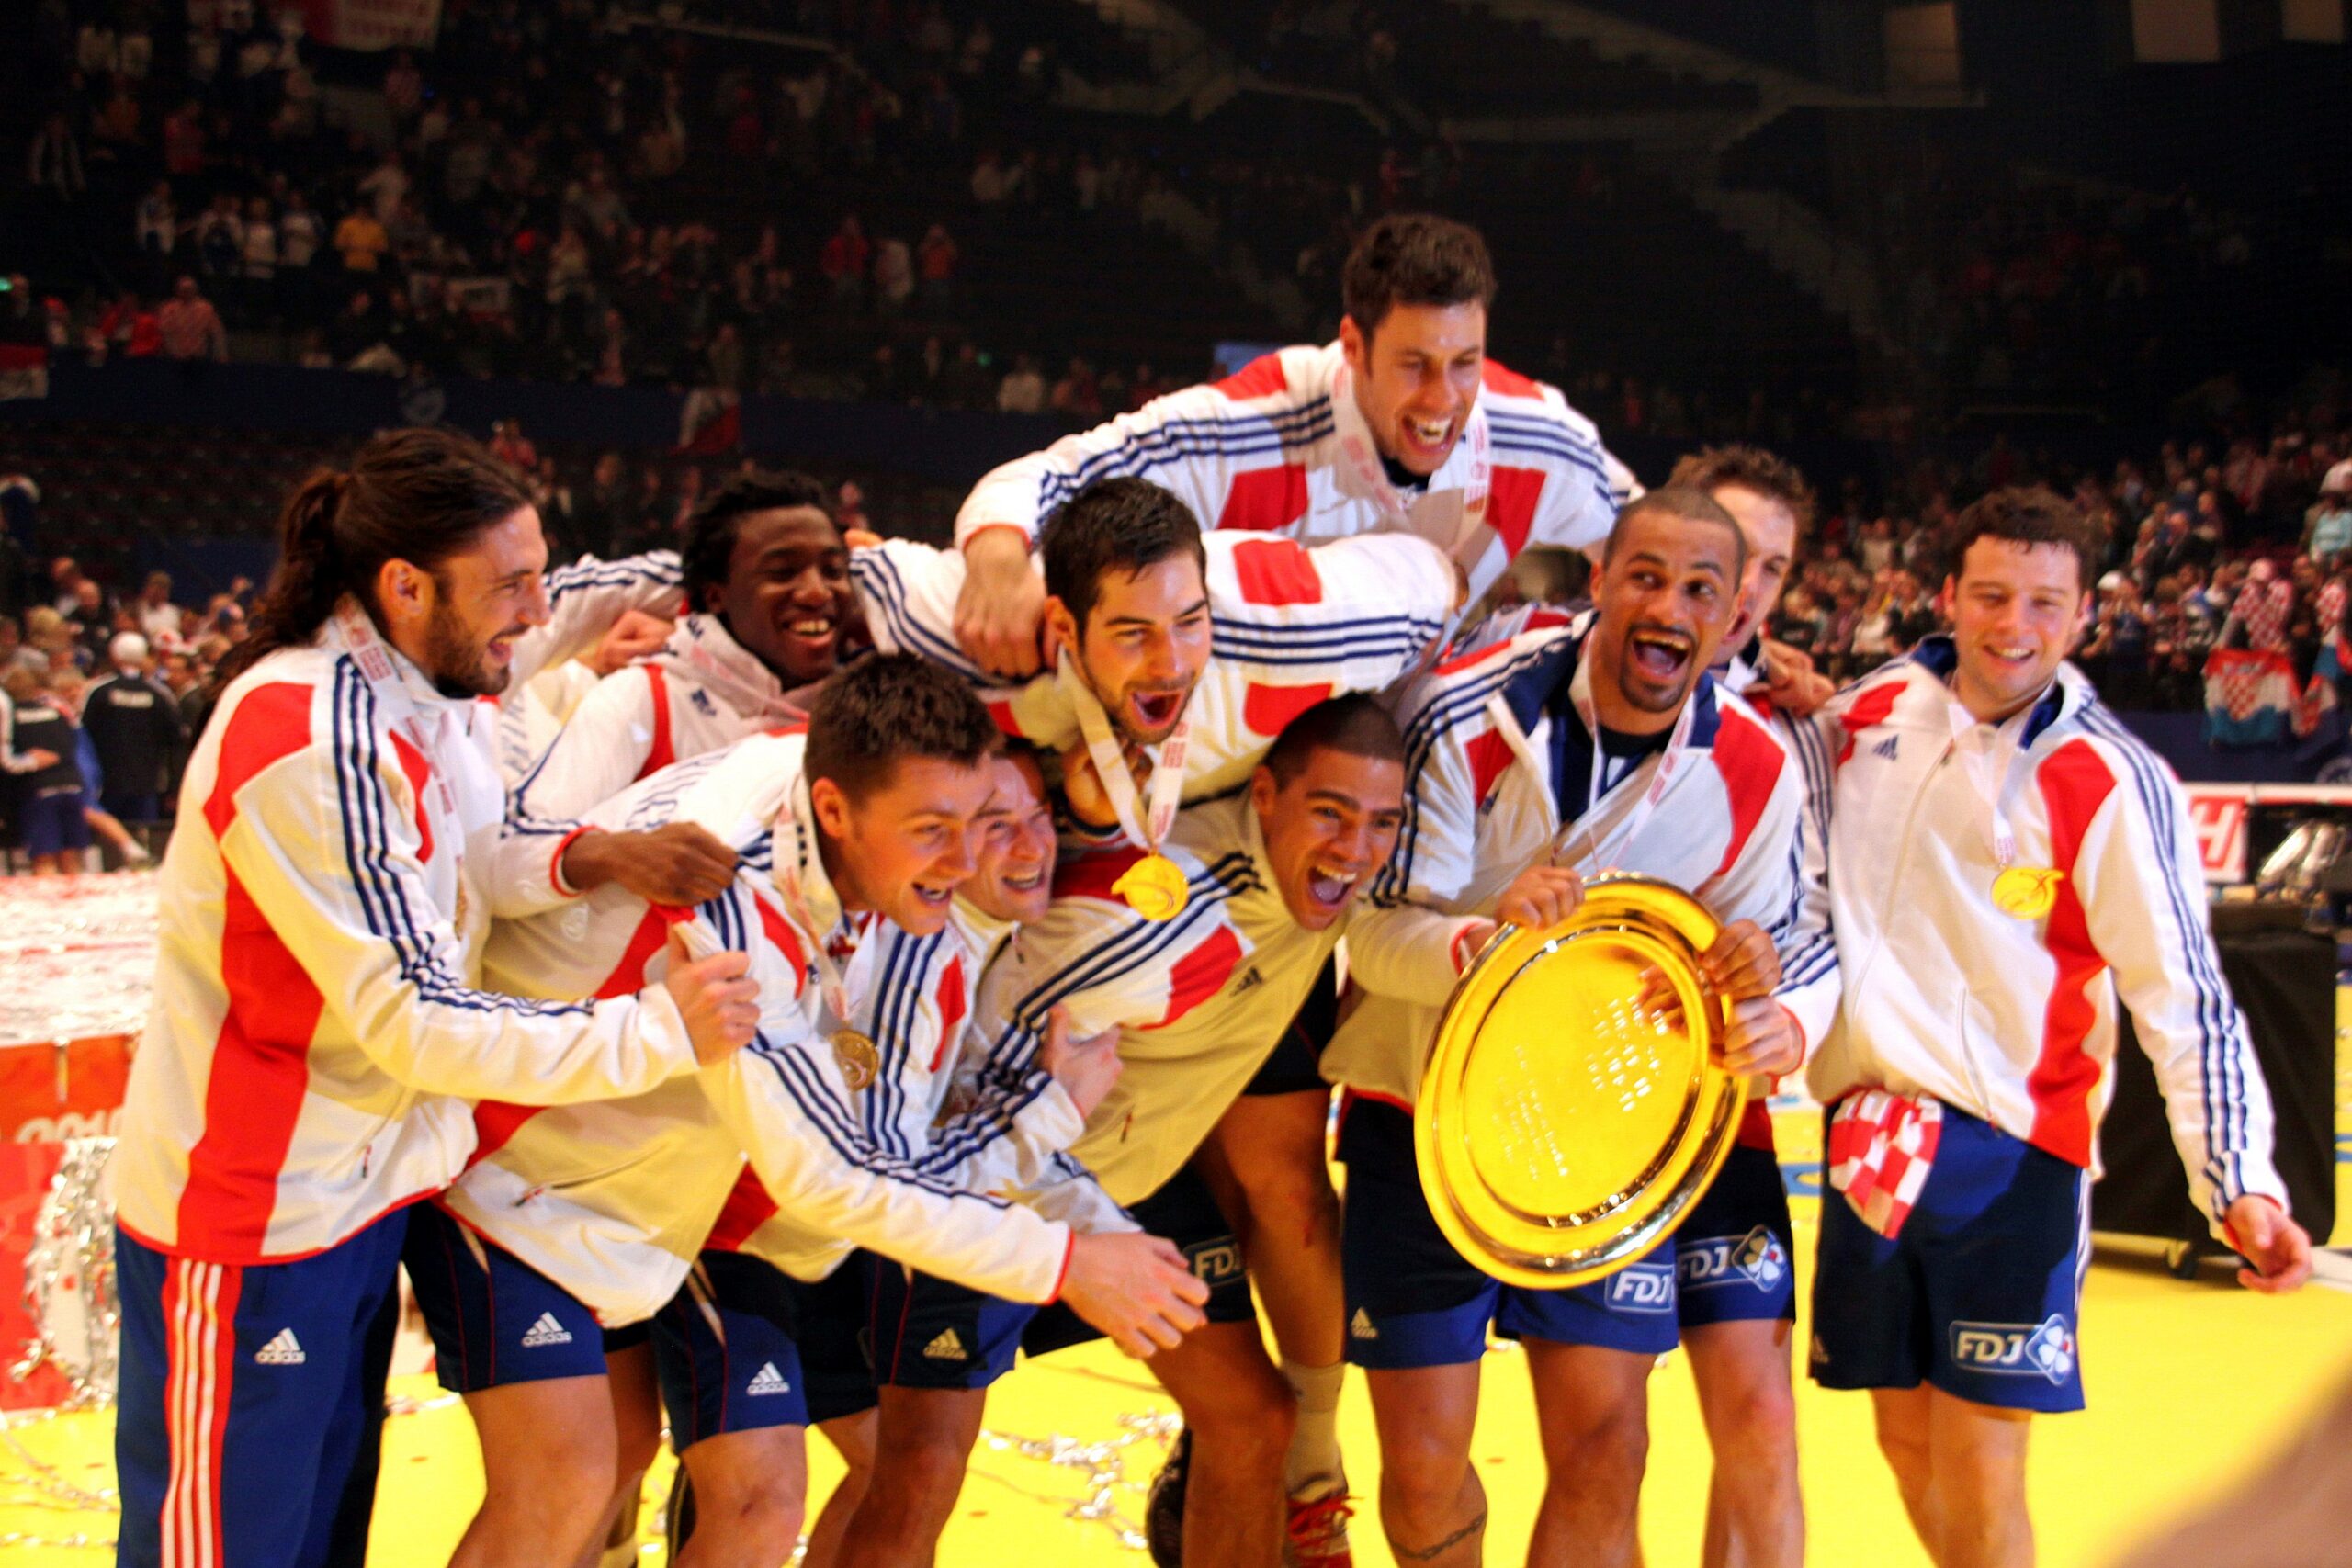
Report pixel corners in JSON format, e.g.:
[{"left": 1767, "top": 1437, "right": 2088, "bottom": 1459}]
[{"left": 1284, "top": 1491, "right": 1356, "bottom": 1568}]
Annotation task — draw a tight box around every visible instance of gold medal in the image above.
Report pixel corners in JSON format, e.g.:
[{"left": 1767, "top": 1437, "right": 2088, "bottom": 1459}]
[
  {"left": 1113, "top": 852, "right": 1190, "bottom": 922},
  {"left": 831, "top": 1028, "right": 880, "bottom": 1091},
  {"left": 1991, "top": 866, "right": 2064, "bottom": 920}
]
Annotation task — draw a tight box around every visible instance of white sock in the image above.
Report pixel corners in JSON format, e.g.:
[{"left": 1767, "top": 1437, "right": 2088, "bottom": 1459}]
[{"left": 1281, "top": 1357, "right": 1348, "bottom": 1498}]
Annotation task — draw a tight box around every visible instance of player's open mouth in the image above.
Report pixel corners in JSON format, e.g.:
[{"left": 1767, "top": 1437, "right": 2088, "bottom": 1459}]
[
  {"left": 1984, "top": 641, "right": 2038, "bottom": 671},
  {"left": 910, "top": 880, "right": 955, "bottom": 908},
  {"left": 998, "top": 865, "right": 1045, "bottom": 893},
  {"left": 779, "top": 613, "right": 837, "bottom": 651},
  {"left": 1305, "top": 866, "right": 1360, "bottom": 911},
  {"left": 1399, "top": 414, "right": 1456, "bottom": 464},
  {"left": 1128, "top": 689, "right": 1186, "bottom": 729},
  {"left": 1628, "top": 629, "right": 1692, "bottom": 682}
]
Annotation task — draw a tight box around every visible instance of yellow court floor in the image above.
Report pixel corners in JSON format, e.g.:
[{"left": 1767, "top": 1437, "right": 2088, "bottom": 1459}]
[{"left": 4, "top": 1187, "right": 2348, "bottom": 1566}]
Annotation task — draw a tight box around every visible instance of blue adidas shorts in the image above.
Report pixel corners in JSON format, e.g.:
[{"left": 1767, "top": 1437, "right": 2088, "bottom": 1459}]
[
  {"left": 869, "top": 1163, "right": 1259, "bottom": 1383},
  {"left": 1811, "top": 1103, "right": 2088, "bottom": 1414},
  {"left": 1338, "top": 1098, "right": 1795, "bottom": 1369},
  {"left": 864, "top": 1248, "right": 1040, "bottom": 1391},
  {"left": 650, "top": 1249, "right": 876, "bottom": 1449},
  {"left": 402, "top": 1202, "right": 613, "bottom": 1393},
  {"left": 116, "top": 1213, "right": 404, "bottom": 1568}
]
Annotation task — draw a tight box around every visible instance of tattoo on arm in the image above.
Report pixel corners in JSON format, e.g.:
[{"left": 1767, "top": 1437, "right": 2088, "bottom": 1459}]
[{"left": 1392, "top": 1510, "right": 1487, "bottom": 1562}]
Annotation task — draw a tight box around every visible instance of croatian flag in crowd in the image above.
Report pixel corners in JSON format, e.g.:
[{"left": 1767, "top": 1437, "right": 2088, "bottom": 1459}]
[{"left": 2205, "top": 648, "right": 2318, "bottom": 745}]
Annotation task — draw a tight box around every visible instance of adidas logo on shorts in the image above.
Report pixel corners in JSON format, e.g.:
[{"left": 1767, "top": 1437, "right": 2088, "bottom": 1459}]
[
  {"left": 520, "top": 1312, "right": 574, "bottom": 1348},
  {"left": 922, "top": 1327, "right": 968, "bottom": 1362},
  {"left": 747, "top": 1361, "right": 793, "bottom": 1396},
  {"left": 1349, "top": 1309, "right": 1378, "bottom": 1341},
  {"left": 254, "top": 1328, "right": 306, "bottom": 1366}
]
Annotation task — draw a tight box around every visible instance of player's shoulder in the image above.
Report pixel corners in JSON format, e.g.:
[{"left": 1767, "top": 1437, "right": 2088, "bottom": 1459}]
[
  {"left": 614, "top": 725, "right": 804, "bottom": 835},
  {"left": 1201, "top": 343, "right": 1340, "bottom": 409},
  {"left": 204, "top": 647, "right": 342, "bottom": 786},
  {"left": 1705, "top": 678, "right": 1795, "bottom": 770},
  {"left": 1404, "top": 616, "right": 1580, "bottom": 735},
  {"left": 2037, "top": 677, "right": 2177, "bottom": 810}
]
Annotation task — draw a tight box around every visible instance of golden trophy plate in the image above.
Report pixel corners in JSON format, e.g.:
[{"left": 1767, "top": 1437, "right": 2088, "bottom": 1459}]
[{"left": 1414, "top": 874, "right": 1747, "bottom": 1289}]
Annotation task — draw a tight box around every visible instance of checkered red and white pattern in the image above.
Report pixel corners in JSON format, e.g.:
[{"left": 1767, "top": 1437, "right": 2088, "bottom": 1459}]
[{"left": 1826, "top": 1090, "right": 1945, "bottom": 1239}]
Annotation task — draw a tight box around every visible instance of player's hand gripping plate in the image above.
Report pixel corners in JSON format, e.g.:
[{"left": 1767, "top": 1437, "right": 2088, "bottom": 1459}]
[{"left": 1415, "top": 874, "right": 1747, "bottom": 1290}]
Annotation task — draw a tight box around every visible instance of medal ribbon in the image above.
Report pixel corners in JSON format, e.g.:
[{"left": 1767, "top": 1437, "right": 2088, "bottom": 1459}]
[
  {"left": 325, "top": 599, "right": 458, "bottom": 818},
  {"left": 774, "top": 799, "right": 857, "bottom": 1026},
  {"left": 1059, "top": 652, "right": 1191, "bottom": 856},
  {"left": 1944, "top": 694, "right": 2045, "bottom": 871},
  {"left": 1534, "top": 649, "right": 1702, "bottom": 874}
]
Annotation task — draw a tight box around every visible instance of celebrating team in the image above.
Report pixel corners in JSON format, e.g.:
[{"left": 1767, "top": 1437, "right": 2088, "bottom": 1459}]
[{"left": 116, "top": 212, "right": 2309, "bottom": 1568}]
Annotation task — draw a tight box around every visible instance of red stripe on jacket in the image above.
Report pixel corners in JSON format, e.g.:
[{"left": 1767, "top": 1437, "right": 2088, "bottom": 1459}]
[{"left": 2028, "top": 739, "right": 2118, "bottom": 1167}]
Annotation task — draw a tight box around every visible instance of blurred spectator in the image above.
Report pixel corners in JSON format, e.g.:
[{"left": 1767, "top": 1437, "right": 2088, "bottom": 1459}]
[
  {"left": 83, "top": 632, "right": 185, "bottom": 831},
  {"left": 133, "top": 573, "right": 180, "bottom": 647},
  {"left": 157, "top": 277, "right": 226, "bottom": 361},
  {"left": 821, "top": 215, "right": 870, "bottom": 307},
  {"left": 998, "top": 352, "right": 1045, "bottom": 413}
]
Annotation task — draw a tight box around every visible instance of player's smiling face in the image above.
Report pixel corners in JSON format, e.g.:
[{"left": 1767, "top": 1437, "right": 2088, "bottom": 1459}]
[
  {"left": 1713, "top": 485, "right": 1799, "bottom": 654},
  {"left": 812, "top": 754, "right": 997, "bottom": 936},
  {"left": 1589, "top": 508, "right": 1742, "bottom": 731},
  {"left": 1341, "top": 300, "right": 1487, "bottom": 478},
  {"left": 1941, "top": 537, "right": 2088, "bottom": 722},
  {"left": 964, "top": 750, "right": 1057, "bottom": 924},
  {"left": 409, "top": 504, "right": 552, "bottom": 699},
  {"left": 1057, "top": 555, "right": 1215, "bottom": 747},
  {"left": 710, "top": 507, "right": 853, "bottom": 684},
  {"left": 1250, "top": 747, "right": 1406, "bottom": 932}
]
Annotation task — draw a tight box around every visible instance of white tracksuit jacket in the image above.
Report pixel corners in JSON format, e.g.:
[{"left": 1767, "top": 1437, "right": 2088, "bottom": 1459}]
[
  {"left": 858, "top": 529, "right": 1458, "bottom": 809},
  {"left": 972, "top": 794, "right": 1343, "bottom": 1206},
  {"left": 955, "top": 341, "right": 1636, "bottom": 610},
  {"left": 1328, "top": 615, "right": 1804, "bottom": 1107},
  {"left": 115, "top": 554, "right": 689, "bottom": 1264},
  {"left": 452, "top": 730, "right": 1088, "bottom": 1323},
  {"left": 1773, "top": 639, "right": 2287, "bottom": 1224}
]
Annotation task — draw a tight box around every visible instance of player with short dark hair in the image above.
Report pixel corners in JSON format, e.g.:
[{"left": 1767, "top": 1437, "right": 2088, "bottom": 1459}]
[{"left": 1777, "top": 486, "right": 2310, "bottom": 1568}]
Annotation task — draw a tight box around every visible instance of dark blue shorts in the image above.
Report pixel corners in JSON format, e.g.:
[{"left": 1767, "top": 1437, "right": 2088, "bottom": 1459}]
[
  {"left": 20, "top": 789, "right": 90, "bottom": 856},
  {"left": 872, "top": 1163, "right": 1259, "bottom": 1382},
  {"left": 1241, "top": 954, "right": 1339, "bottom": 1098},
  {"left": 401, "top": 1202, "right": 613, "bottom": 1393},
  {"left": 864, "top": 1248, "right": 1039, "bottom": 1391},
  {"left": 116, "top": 1213, "right": 404, "bottom": 1568},
  {"left": 650, "top": 1249, "right": 876, "bottom": 1449},
  {"left": 1811, "top": 1104, "right": 2088, "bottom": 1414},
  {"left": 1338, "top": 1098, "right": 1795, "bottom": 1369}
]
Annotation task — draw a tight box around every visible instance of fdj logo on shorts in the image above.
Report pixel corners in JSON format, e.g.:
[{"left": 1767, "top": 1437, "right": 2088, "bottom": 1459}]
[
  {"left": 1950, "top": 1315, "right": 2076, "bottom": 1385},
  {"left": 1184, "top": 1239, "right": 1244, "bottom": 1287},
  {"left": 1603, "top": 1263, "right": 1676, "bottom": 1314},
  {"left": 1677, "top": 1228, "right": 1789, "bottom": 1293}
]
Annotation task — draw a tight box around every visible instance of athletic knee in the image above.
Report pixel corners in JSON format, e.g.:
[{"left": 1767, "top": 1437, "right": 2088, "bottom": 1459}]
[
  {"left": 869, "top": 1428, "right": 974, "bottom": 1511},
  {"left": 1187, "top": 1372, "right": 1297, "bottom": 1462},
  {"left": 688, "top": 1468, "right": 806, "bottom": 1560},
  {"left": 481, "top": 1432, "right": 617, "bottom": 1523},
  {"left": 1711, "top": 1377, "right": 1799, "bottom": 1461},
  {"left": 1544, "top": 1394, "right": 1649, "bottom": 1489},
  {"left": 1378, "top": 1419, "right": 1474, "bottom": 1514}
]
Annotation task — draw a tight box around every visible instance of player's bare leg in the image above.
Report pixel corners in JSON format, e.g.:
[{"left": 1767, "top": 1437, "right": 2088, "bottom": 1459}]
[
  {"left": 1199, "top": 1089, "right": 1349, "bottom": 1503},
  {"left": 593, "top": 1342, "right": 663, "bottom": 1568},
  {"left": 836, "top": 1386, "right": 989, "bottom": 1568},
  {"left": 1146, "top": 1319, "right": 1298, "bottom": 1568},
  {"left": 672, "top": 1425, "right": 808, "bottom": 1568},
  {"left": 801, "top": 1410, "right": 876, "bottom": 1568},
  {"left": 1684, "top": 1318, "right": 1803, "bottom": 1568},
  {"left": 1871, "top": 1386, "right": 1942, "bottom": 1549},
  {"left": 1922, "top": 1389, "right": 2034, "bottom": 1568},
  {"left": 450, "top": 1375, "right": 618, "bottom": 1568},
  {"left": 1364, "top": 1362, "right": 1485, "bottom": 1568},
  {"left": 1523, "top": 1339, "right": 1653, "bottom": 1568}
]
